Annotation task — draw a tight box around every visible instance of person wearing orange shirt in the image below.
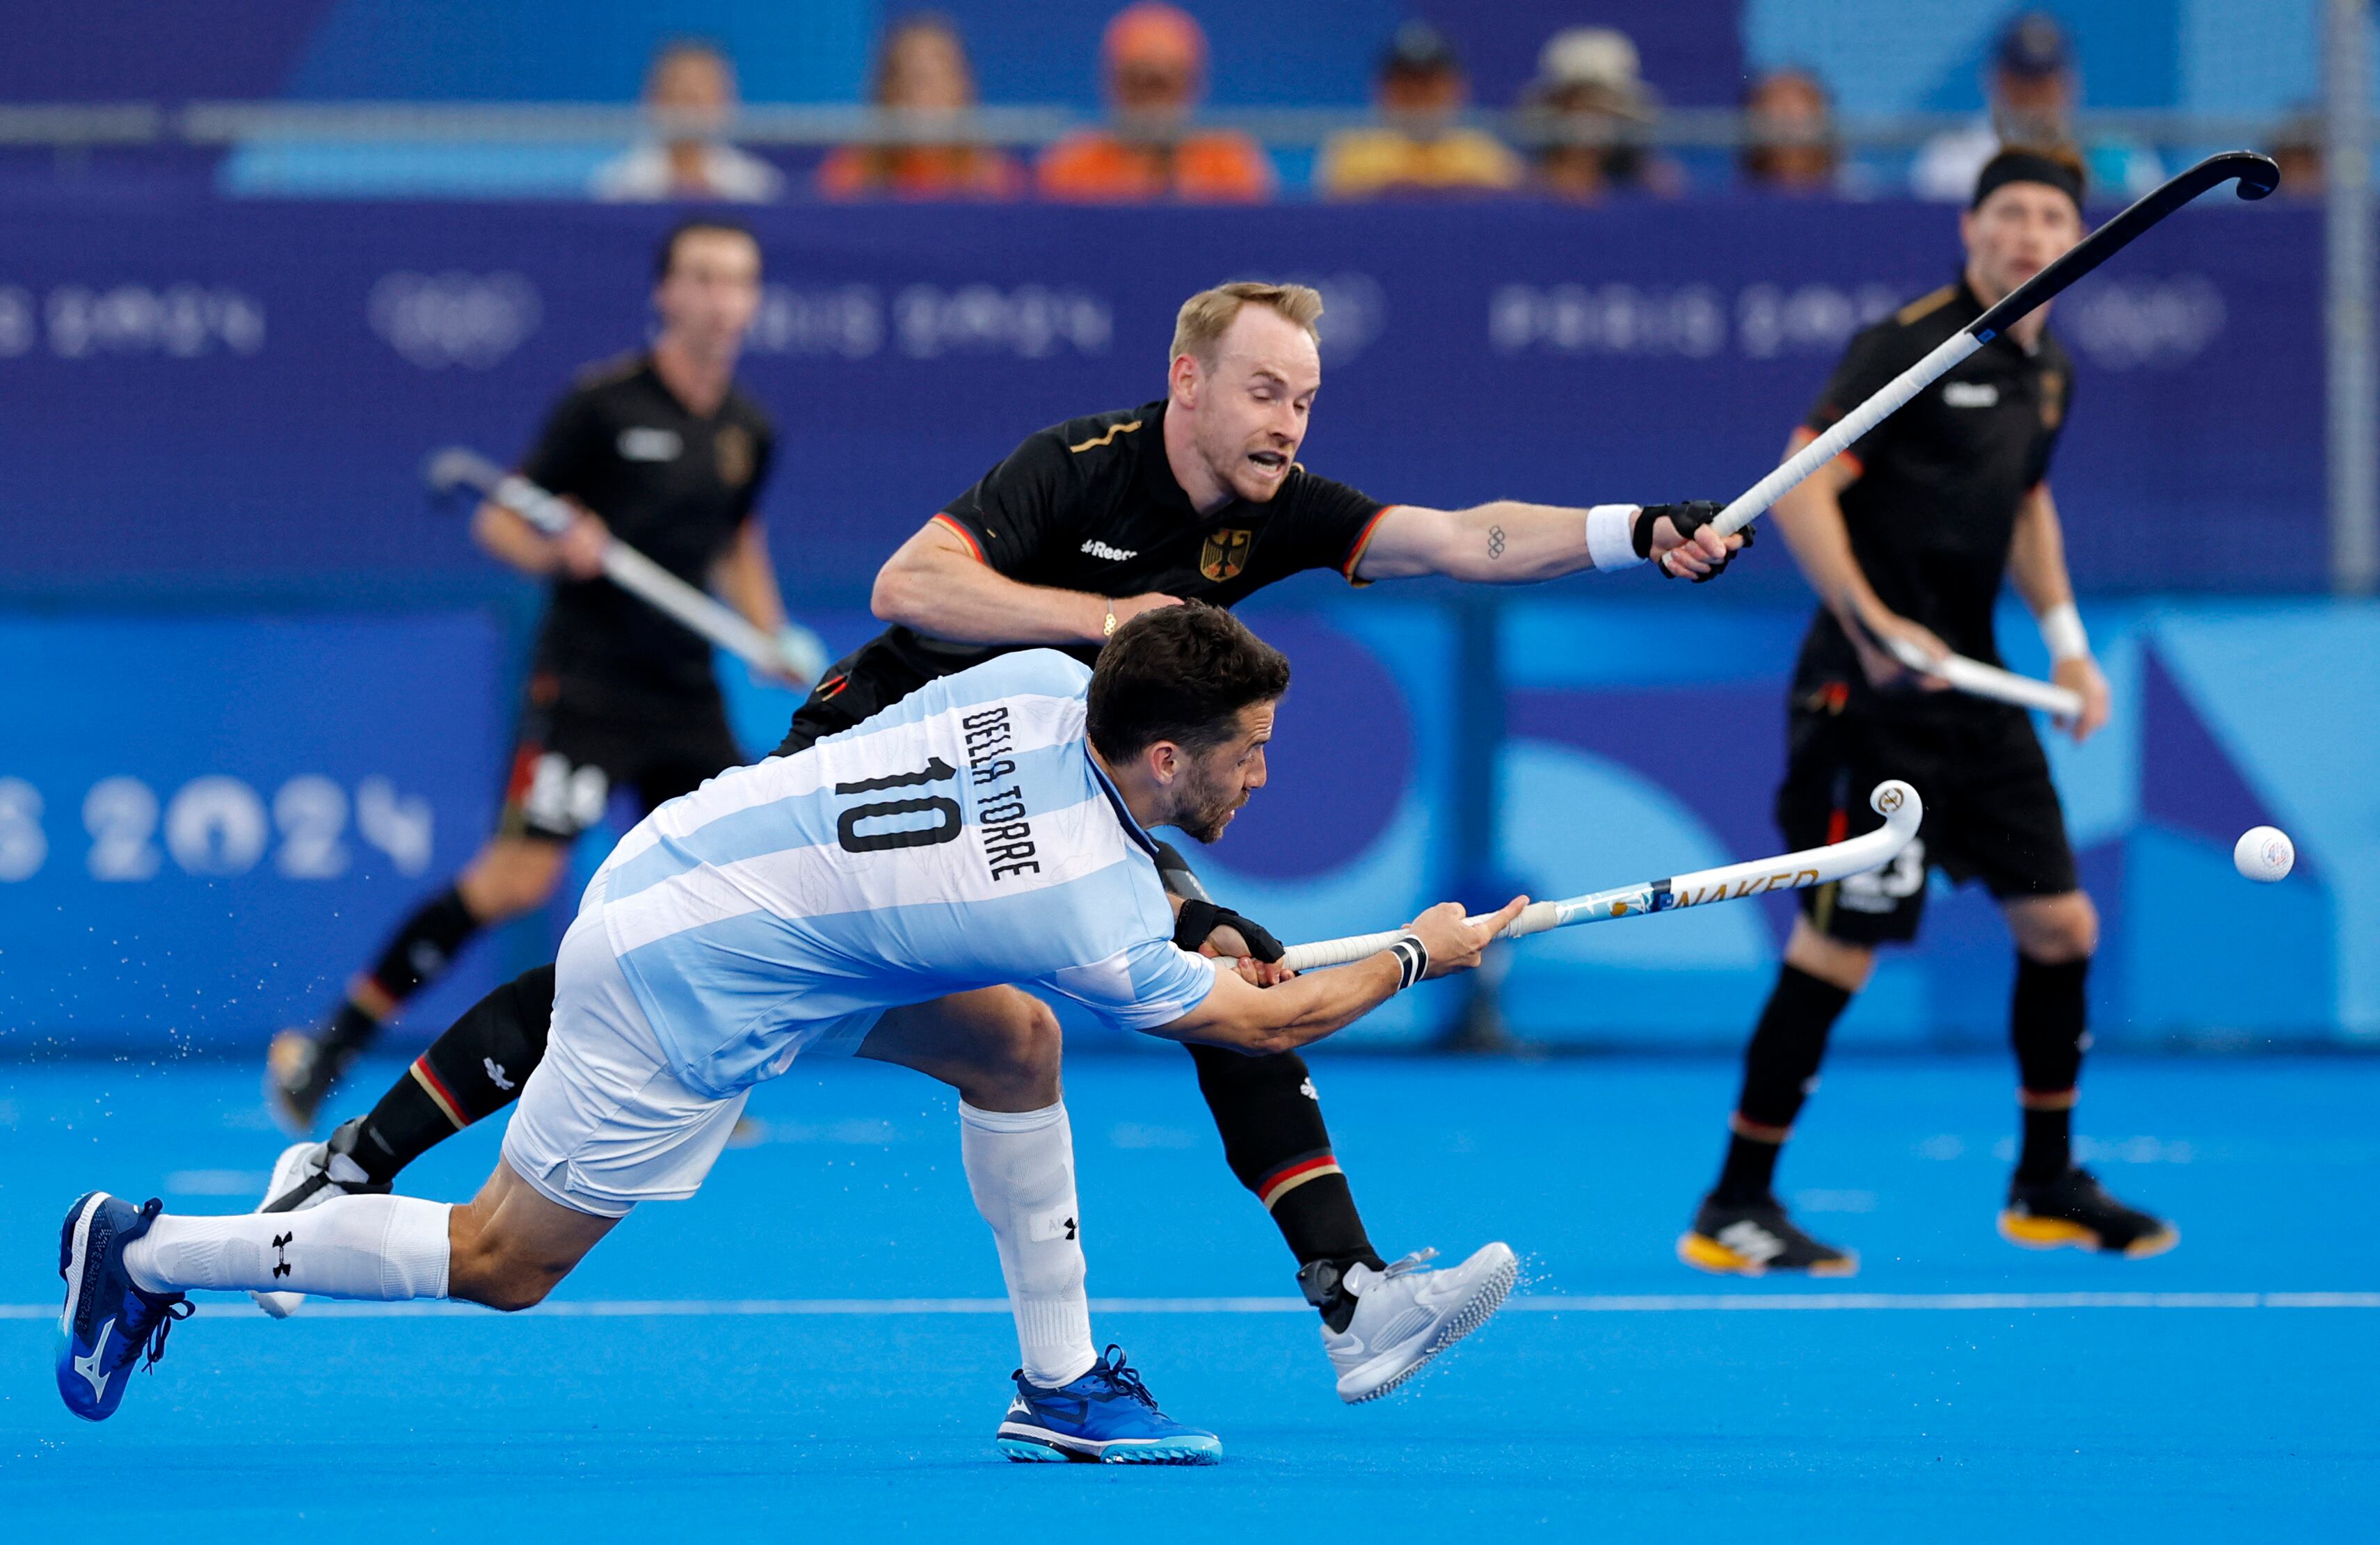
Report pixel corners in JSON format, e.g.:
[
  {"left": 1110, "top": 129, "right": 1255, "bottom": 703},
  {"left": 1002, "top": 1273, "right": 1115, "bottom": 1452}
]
[
  {"left": 1037, "top": 2, "right": 1274, "bottom": 204},
  {"left": 818, "top": 15, "right": 1024, "bottom": 201},
  {"left": 1319, "top": 23, "right": 1522, "bottom": 200}
]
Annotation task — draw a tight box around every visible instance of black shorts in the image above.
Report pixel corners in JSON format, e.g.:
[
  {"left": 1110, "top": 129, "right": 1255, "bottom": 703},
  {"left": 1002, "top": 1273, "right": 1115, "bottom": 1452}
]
[
  {"left": 1778, "top": 689, "right": 2078, "bottom": 946},
  {"left": 498, "top": 673, "right": 744, "bottom": 842}
]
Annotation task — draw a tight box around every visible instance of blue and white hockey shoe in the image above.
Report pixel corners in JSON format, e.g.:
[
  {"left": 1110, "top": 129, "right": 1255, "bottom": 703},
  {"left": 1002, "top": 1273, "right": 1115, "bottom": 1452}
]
[
  {"left": 995, "top": 1345, "right": 1222, "bottom": 1464},
  {"left": 56, "top": 1192, "right": 191, "bottom": 1422}
]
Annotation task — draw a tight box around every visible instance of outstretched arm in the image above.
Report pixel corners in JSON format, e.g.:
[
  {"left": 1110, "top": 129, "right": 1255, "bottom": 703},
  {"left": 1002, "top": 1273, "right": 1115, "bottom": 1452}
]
[
  {"left": 1147, "top": 897, "right": 1528, "bottom": 1055},
  {"left": 870, "top": 518, "right": 1181, "bottom": 645},
  {"left": 1352, "top": 501, "right": 1739, "bottom": 584}
]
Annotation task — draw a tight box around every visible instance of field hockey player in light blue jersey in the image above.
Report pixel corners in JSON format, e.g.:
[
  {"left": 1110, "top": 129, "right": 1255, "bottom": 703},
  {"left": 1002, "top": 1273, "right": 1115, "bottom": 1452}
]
[{"left": 56, "top": 604, "right": 1526, "bottom": 1464}]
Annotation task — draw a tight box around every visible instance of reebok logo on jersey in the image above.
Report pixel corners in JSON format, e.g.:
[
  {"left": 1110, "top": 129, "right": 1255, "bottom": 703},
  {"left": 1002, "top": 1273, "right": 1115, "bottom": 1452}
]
[
  {"left": 1079, "top": 538, "right": 1138, "bottom": 561},
  {"left": 1942, "top": 381, "right": 2000, "bottom": 408},
  {"left": 618, "top": 426, "right": 683, "bottom": 461}
]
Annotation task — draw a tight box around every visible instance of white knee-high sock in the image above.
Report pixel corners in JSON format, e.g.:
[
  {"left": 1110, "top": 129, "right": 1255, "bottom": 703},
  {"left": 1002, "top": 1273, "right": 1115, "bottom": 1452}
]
[
  {"left": 960, "top": 1100, "right": 1095, "bottom": 1388},
  {"left": 122, "top": 1195, "right": 451, "bottom": 1301}
]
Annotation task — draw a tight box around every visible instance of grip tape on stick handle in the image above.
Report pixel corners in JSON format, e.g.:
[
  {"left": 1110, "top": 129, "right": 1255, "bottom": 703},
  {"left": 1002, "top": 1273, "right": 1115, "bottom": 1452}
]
[
  {"left": 1878, "top": 634, "right": 2085, "bottom": 718},
  {"left": 1278, "top": 781, "right": 1924, "bottom": 973},
  {"left": 424, "top": 446, "right": 806, "bottom": 680}
]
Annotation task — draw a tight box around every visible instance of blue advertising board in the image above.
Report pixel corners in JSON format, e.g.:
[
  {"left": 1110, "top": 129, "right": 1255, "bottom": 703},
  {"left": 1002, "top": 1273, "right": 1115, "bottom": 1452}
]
[{"left": 0, "top": 195, "right": 2325, "bottom": 601}]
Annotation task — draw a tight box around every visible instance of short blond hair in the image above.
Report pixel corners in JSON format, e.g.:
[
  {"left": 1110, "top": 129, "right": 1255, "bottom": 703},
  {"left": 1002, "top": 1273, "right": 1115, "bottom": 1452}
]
[{"left": 1169, "top": 281, "right": 1323, "bottom": 368}]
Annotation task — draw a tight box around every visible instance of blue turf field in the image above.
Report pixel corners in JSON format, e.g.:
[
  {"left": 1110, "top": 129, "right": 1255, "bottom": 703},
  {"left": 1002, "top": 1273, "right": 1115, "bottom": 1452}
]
[{"left": 2, "top": 1052, "right": 2372, "bottom": 1538}]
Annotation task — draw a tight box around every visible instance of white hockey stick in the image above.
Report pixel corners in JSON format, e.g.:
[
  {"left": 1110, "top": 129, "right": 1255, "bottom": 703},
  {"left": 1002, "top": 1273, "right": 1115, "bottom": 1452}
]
[
  {"left": 1279, "top": 780, "right": 1923, "bottom": 972},
  {"left": 1876, "top": 634, "right": 2084, "bottom": 719},
  {"left": 425, "top": 446, "right": 816, "bottom": 683},
  {"left": 1708, "top": 152, "right": 2277, "bottom": 541}
]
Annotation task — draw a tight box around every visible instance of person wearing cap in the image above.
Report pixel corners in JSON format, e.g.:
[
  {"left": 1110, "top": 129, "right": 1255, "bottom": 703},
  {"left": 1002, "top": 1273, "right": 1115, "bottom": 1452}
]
[
  {"left": 1522, "top": 26, "right": 1683, "bottom": 201},
  {"left": 1912, "top": 11, "right": 2161, "bottom": 202},
  {"left": 1317, "top": 22, "right": 1522, "bottom": 200},
  {"left": 1037, "top": 1, "right": 1275, "bottom": 203},
  {"left": 1677, "top": 145, "right": 2177, "bottom": 1281}
]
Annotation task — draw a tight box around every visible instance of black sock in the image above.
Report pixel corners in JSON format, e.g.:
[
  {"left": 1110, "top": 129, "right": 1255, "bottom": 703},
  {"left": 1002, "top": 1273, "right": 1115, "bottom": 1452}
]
[
  {"left": 2017, "top": 1101, "right": 2073, "bottom": 1185},
  {"left": 357, "top": 883, "right": 484, "bottom": 1010},
  {"left": 1185, "top": 1041, "right": 1383, "bottom": 1318},
  {"left": 1711, "top": 965, "right": 1854, "bottom": 1204},
  {"left": 347, "top": 964, "right": 556, "bottom": 1185},
  {"left": 1714, "top": 1130, "right": 1785, "bottom": 1206},
  {"left": 2011, "top": 953, "right": 2090, "bottom": 1182}
]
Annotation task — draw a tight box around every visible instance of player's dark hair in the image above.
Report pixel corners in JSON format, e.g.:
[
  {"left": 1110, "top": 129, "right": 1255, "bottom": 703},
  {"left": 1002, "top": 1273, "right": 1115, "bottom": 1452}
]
[
  {"left": 1972, "top": 143, "right": 2086, "bottom": 211},
  {"left": 653, "top": 218, "right": 760, "bottom": 281},
  {"left": 1087, "top": 602, "right": 1291, "bottom": 762}
]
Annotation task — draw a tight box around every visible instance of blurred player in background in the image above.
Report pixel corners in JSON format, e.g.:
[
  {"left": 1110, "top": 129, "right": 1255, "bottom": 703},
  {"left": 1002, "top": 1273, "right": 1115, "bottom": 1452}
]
[
  {"left": 258, "top": 279, "right": 1746, "bottom": 1402},
  {"left": 1681, "top": 147, "right": 2177, "bottom": 1276},
  {"left": 266, "top": 218, "right": 815, "bottom": 1131}
]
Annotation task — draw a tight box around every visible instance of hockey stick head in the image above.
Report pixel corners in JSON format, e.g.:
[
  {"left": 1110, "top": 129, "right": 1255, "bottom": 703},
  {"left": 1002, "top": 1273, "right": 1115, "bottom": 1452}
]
[
  {"left": 422, "top": 445, "right": 502, "bottom": 503},
  {"left": 1869, "top": 779, "right": 1924, "bottom": 841},
  {"left": 2217, "top": 150, "right": 2281, "bottom": 201}
]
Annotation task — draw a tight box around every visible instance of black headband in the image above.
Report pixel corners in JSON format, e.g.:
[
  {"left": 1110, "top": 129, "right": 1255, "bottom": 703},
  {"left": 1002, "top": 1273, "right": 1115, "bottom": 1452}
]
[{"left": 1971, "top": 150, "right": 2084, "bottom": 211}]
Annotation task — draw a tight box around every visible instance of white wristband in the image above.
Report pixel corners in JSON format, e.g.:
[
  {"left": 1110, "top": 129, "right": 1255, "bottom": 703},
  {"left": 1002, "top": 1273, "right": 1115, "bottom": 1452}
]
[
  {"left": 2038, "top": 602, "right": 2089, "bottom": 662},
  {"left": 1585, "top": 504, "right": 1643, "bottom": 571}
]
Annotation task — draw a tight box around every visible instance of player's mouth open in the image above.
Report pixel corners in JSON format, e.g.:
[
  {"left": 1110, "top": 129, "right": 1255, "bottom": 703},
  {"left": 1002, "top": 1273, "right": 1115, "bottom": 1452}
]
[{"left": 1248, "top": 451, "right": 1287, "bottom": 474}]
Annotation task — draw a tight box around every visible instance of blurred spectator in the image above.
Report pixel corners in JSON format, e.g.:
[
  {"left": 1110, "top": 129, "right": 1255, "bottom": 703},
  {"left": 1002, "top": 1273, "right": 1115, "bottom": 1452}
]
[
  {"left": 1037, "top": 2, "right": 1275, "bottom": 202},
  {"left": 1739, "top": 67, "right": 1839, "bottom": 192},
  {"left": 1318, "top": 22, "right": 1522, "bottom": 199},
  {"left": 2269, "top": 111, "right": 2322, "bottom": 199},
  {"left": 1911, "top": 12, "right": 2159, "bottom": 202},
  {"left": 819, "top": 15, "right": 1023, "bottom": 200},
  {"left": 591, "top": 40, "right": 783, "bottom": 203},
  {"left": 1521, "top": 28, "right": 1683, "bottom": 201}
]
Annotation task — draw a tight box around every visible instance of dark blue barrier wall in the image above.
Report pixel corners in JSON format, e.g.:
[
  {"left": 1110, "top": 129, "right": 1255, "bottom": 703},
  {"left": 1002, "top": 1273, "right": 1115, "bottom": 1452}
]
[
  {"left": 0, "top": 195, "right": 2322, "bottom": 601},
  {"left": 4, "top": 598, "right": 2374, "bottom": 1053}
]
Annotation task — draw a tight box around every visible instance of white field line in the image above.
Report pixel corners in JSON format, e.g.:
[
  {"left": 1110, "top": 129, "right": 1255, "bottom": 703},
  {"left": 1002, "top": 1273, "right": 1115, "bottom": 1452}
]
[{"left": 3, "top": 1291, "right": 2375, "bottom": 1321}]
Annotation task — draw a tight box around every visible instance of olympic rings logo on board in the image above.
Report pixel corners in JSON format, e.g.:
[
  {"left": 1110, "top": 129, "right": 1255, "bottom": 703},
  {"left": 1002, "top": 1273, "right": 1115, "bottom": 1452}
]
[{"left": 368, "top": 271, "right": 542, "bottom": 370}]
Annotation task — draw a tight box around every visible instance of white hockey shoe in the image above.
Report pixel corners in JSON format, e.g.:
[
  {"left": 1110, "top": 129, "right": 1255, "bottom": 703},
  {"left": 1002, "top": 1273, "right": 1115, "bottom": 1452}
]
[{"left": 1319, "top": 1242, "right": 1517, "bottom": 1403}]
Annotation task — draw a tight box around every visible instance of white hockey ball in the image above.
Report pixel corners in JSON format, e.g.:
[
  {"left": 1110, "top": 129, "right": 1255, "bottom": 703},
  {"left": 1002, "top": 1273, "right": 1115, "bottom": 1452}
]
[{"left": 2233, "top": 826, "right": 2294, "bottom": 883}]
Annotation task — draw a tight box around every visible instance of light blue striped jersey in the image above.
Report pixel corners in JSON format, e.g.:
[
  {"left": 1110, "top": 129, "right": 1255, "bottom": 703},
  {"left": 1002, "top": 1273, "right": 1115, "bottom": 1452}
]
[{"left": 589, "top": 648, "right": 1218, "bottom": 1096}]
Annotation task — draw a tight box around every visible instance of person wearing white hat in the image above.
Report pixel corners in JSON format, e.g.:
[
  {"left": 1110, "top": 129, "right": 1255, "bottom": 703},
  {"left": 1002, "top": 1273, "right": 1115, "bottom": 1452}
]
[{"left": 1522, "top": 27, "right": 1682, "bottom": 200}]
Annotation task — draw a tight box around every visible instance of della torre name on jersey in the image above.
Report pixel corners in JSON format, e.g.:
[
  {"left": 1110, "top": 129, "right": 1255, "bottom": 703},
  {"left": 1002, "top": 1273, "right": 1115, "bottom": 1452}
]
[{"left": 961, "top": 706, "right": 1041, "bottom": 881}]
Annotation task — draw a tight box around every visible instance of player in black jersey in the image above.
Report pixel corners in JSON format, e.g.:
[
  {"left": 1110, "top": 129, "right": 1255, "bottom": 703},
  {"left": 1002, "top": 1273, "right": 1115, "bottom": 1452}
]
[
  {"left": 265, "top": 219, "right": 813, "bottom": 1132},
  {"left": 263, "top": 280, "right": 1746, "bottom": 1397},
  {"left": 1680, "top": 148, "right": 2177, "bottom": 1277}
]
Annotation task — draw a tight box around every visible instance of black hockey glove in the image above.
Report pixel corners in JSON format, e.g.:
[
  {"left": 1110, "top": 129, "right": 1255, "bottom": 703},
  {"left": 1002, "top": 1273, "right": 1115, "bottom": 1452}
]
[
  {"left": 1634, "top": 500, "right": 1754, "bottom": 582},
  {"left": 1172, "top": 897, "right": 1287, "bottom": 963}
]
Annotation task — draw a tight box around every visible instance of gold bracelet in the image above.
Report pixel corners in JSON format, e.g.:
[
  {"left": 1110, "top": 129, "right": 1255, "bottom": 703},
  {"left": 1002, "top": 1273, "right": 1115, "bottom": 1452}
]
[{"left": 1102, "top": 599, "right": 1119, "bottom": 640}]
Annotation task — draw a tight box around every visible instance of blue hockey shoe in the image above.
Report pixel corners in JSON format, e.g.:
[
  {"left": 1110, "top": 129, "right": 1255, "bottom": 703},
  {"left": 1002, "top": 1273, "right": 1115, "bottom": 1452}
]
[
  {"left": 56, "top": 1192, "right": 191, "bottom": 1421},
  {"left": 995, "top": 1345, "right": 1222, "bottom": 1464}
]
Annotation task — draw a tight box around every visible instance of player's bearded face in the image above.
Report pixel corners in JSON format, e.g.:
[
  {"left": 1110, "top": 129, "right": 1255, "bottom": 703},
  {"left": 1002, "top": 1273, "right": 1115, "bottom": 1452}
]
[
  {"left": 656, "top": 231, "right": 764, "bottom": 356},
  {"left": 1190, "top": 314, "right": 1320, "bottom": 504},
  {"left": 1172, "top": 705, "right": 1274, "bottom": 844}
]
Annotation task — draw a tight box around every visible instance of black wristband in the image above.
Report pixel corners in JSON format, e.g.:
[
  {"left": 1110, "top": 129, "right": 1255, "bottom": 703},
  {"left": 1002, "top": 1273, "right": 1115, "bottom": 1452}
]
[{"left": 1385, "top": 933, "right": 1429, "bottom": 991}]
